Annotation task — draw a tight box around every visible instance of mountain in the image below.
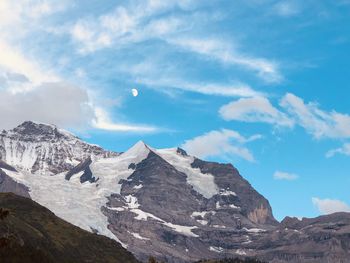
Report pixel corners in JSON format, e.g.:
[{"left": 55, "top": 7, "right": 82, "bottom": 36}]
[
  {"left": 0, "top": 121, "right": 118, "bottom": 174},
  {"left": 0, "top": 192, "right": 139, "bottom": 263},
  {"left": 0, "top": 121, "right": 350, "bottom": 262}
]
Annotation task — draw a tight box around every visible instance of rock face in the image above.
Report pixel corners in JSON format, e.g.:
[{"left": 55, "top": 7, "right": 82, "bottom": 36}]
[
  {"left": 0, "top": 121, "right": 350, "bottom": 263},
  {"left": 0, "top": 121, "right": 118, "bottom": 174}
]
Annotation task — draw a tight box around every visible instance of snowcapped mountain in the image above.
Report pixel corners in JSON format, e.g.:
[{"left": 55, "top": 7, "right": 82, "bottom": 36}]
[
  {"left": 1, "top": 121, "right": 350, "bottom": 263},
  {"left": 0, "top": 121, "right": 118, "bottom": 174}
]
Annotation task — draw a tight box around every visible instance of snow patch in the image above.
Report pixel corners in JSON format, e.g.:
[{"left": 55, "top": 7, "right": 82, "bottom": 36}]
[
  {"left": 191, "top": 211, "right": 216, "bottom": 226},
  {"left": 243, "top": 227, "right": 266, "bottom": 233},
  {"left": 216, "top": 201, "right": 240, "bottom": 210},
  {"left": 212, "top": 225, "right": 227, "bottom": 229},
  {"left": 156, "top": 148, "right": 219, "bottom": 198},
  {"left": 209, "top": 246, "right": 224, "bottom": 253},
  {"left": 219, "top": 189, "right": 237, "bottom": 196},
  {"left": 129, "top": 231, "right": 150, "bottom": 241},
  {"left": 106, "top": 206, "right": 125, "bottom": 212},
  {"left": 123, "top": 195, "right": 199, "bottom": 237},
  {"left": 89, "top": 141, "right": 150, "bottom": 195},
  {"left": 235, "top": 249, "right": 247, "bottom": 255}
]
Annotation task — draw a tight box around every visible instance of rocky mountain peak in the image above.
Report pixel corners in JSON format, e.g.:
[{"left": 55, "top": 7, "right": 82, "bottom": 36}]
[
  {"left": 121, "top": 140, "right": 152, "bottom": 159},
  {"left": 176, "top": 147, "right": 188, "bottom": 156},
  {"left": 5, "top": 121, "right": 76, "bottom": 142},
  {"left": 0, "top": 121, "right": 118, "bottom": 174}
]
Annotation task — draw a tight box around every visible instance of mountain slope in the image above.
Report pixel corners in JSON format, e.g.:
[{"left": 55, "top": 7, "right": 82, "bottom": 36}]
[{"left": 0, "top": 192, "right": 139, "bottom": 263}]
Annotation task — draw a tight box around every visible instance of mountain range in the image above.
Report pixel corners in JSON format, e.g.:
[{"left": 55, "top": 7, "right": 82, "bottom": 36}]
[{"left": 0, "top": 121, "right": 350, "bottom": 263}]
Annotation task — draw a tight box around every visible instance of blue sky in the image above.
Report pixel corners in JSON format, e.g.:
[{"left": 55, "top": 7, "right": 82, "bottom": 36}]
[{"left": 0, "top": 0, "right": 350, "bottom": 220}]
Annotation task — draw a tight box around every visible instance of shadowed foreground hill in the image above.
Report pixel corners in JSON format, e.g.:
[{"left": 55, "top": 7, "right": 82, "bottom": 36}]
[{"left": 0, "top": 193, "right": 139, "bottom": 263}]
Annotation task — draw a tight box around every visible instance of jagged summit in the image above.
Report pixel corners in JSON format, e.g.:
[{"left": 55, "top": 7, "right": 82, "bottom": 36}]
[
  {"left": 120, "top": 140, "right": 151, "bottom": 160},
  {"left": 0, "top": 121, "right": 118, "bottom": 174},
  {"left": 176, "top": 147, "right": 188, "bottom": 156},
  {"left": 4, "top": 121, "right": 77, "bottom": 142}
]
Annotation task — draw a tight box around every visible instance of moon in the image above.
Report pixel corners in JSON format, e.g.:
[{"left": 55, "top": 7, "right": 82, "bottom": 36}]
[{"left": 131, "top": 88, "right": 138, "bottom": 97}]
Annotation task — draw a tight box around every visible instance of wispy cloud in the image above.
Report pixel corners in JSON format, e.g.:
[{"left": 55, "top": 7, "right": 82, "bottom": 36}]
[
  {"left": 65, "top": 1, "right": 282, "bottom": 83},
  {"left": 169, "top": 37, "right": 282, "bottom": 83},
  {"left": 92, "top": 107, "right": 158, "bottom": 133},
  {"left": 0, "top": 1, "right": 161, "bottom": 134},
  {"left": 219, "top": 93, "right": 350, "bottom": 141},
  {"left": 280, "top": 93, "right": 350, "bottom": 139},
  {"left": 0, "top": 41, "right": 58, "bottom": 89},
  {"left": 0, "top": 41, "right": 158, "bottom": 133},
  {"left": 115, "top": 57, "right": 263, "bottom": 98},
  {"left": 326, "top": 143, "right": 350, "bottom": 158},
  {"left": 273, "top": 171, "right": 299, "bottom": 180},
  {"left": 219, "top": 97, "right": 294, "bottom": 127},
  {"left": 312, "top": 197, "right": 350, "bottom": 214},
  {"left": 69, "top": 2, "right": 188, "bottom": 54},
  {"left": 137, "top": 77, "right": 262, "bottom": 97},
  {"left": 0, "top": 0, "right": 67, "bottom": 26},
  {"left": 182, "top": 129, "right": 261, "bottom": 162}
]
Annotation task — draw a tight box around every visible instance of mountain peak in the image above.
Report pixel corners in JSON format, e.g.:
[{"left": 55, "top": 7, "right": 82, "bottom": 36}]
[
  {"left": 122, "top": 140, "right": 151, "bottom": 159},
  {"left": 8, "top": 121, "right": 76, "bottom": 141},
  {"left": 15, "top": 120, "right": 56, "bottom": 131},
  {"left": 176, "top": 147, "right": 188, "bottom": 156},
  {"left": 0, "top": 121, "right": 118, "bottom": 174}
]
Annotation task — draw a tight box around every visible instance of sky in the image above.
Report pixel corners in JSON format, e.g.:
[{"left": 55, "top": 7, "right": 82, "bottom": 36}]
[{"left": 0, "top": 0, "right": 350, "bottom": 221}]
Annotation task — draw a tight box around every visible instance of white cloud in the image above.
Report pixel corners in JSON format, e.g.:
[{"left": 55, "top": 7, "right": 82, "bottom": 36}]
[
  {"left": 116, "top": 59, "right": 263, "bottom": 98},
  {"left": 280, "top": 93, "right": 350, "bottom": 139},
  {"left": 92, "top": 107, "right": 158, "bottom": 133},
  {"left": 181, "top": 129, "right": 261, "bottom": 162},
  {"left": 218, "top": 92, "right": 350, "bottom": 150},
  {"left": 66, "top": 1, "right": 281, "bottom": 82},
  {"left": 70, "top": 7, "right": 136, "bottom": 53},
  {"left": 219, "top": 97, "right": 294, "bottom": 127},
  {"left": 0, "top": 82, "right": 93, "bottom": 130},
  {"left": 219, "top": 93, "right": 350, "bottom": 142},
  {"left": 0, "top": 1, "right": 68, "bottom": 30},
  {"left": 169, "top": 37, "right": 282, "bottom": 83},
  {"left": 312, "top": 197, "right": 350, "bottom": 215},
  {"left": 137, "top": 77, "right": 262, "bottom": 97},
  {"left": 69, "top": 3, "right": 186, "bottom": 54},
  {"left": 326, "top": 143, "right": 350, "bottom": 158},
  {"left": 0, "top": 43, "right": 157, "bottom": 133},
  {"left": 0, "top": 41, "right": 58, "bottom": 88},
  {"left": 273, "top": 171, "right": 298, "bottom": 180},
  {"left": 0, "top": 82, "right": 159, "bottom": 133}
]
